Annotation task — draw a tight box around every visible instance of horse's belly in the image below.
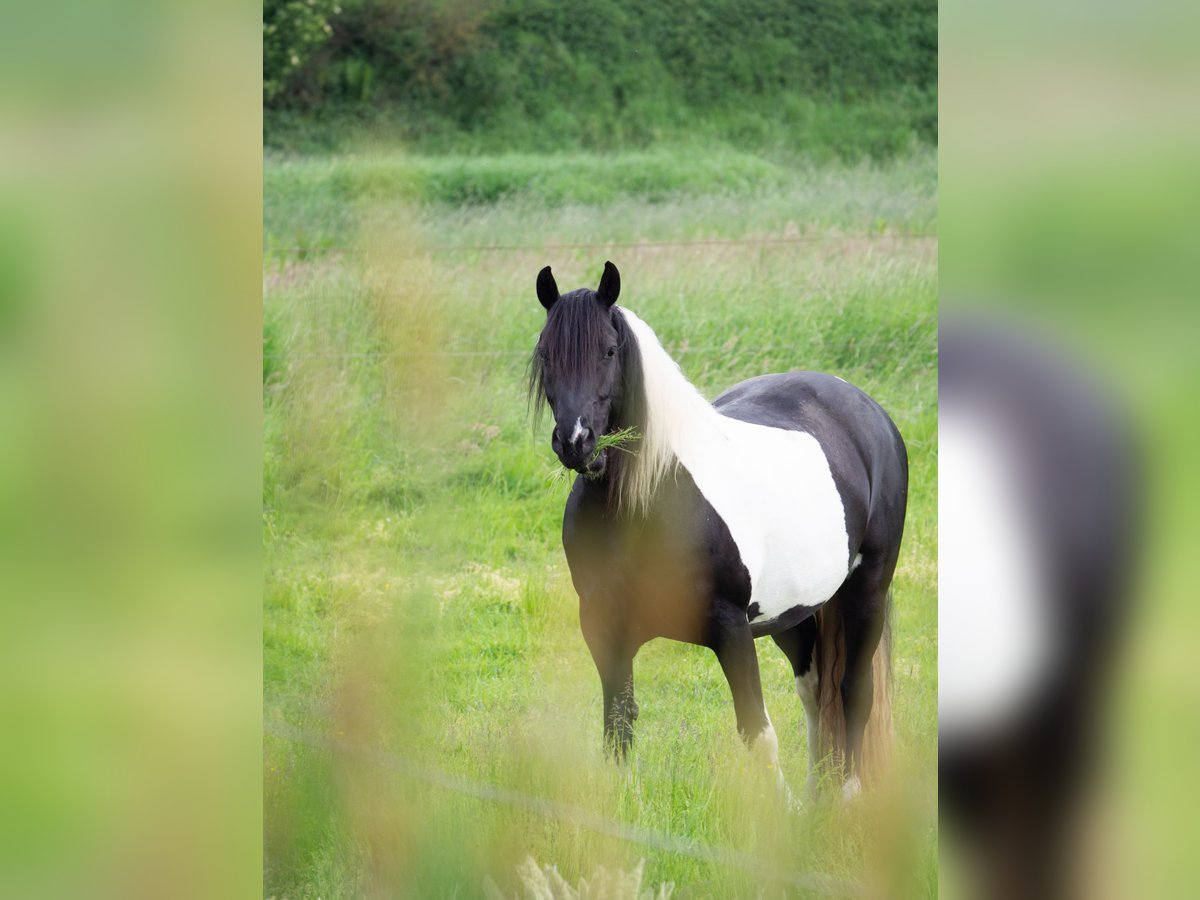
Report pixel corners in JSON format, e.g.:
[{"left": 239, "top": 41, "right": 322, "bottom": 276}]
[
  {"left": 747, "top": 552, "right": 849, "bottom": 624},
  {"left": 676, "top": 417, "right": 850, "bottom": 623}
]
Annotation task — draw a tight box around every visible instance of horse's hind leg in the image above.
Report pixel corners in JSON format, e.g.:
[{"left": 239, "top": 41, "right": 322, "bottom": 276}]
[
  {"left": 839, "top": 577, "right": 888, "bottom": 798},
  {"left": 771, "top": 616, "right": 821, "bottom": 795}
]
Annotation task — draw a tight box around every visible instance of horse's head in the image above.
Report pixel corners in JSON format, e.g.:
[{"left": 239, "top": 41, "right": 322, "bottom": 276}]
[{"left": 530, "top": 261, "right": 626, "bottom": 477}]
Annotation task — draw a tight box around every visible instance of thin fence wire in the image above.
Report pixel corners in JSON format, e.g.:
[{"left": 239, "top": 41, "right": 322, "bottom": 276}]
[
  {"left": 265, "top": 719, "right": 866, "bottom": 897},
  {"left": 262, "top": 346, "right": 760, "bottom": 360},
  {"left": 266, "top": 233, "right": 937, "bottom": 256},
  {"left": 262, "top": 349, "right": 528, "bottom": 359},
  {"left": 263, "top": 345, "right": 933, "bottom": 364},
  {"left": 263, "top": 233, "right": 935, "bottom": 362}
]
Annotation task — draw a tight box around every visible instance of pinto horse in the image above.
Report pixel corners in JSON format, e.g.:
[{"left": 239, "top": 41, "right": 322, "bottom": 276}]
[{"left": 530, "top": 262, "right": 907, "bottom": 796}]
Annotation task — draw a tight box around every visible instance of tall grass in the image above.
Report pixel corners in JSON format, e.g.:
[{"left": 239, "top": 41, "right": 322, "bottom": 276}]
[
  {"left": 264, "top": 146, "right": 936, "bottom": 253},
  {"left": 264, "top": 152, "right": 937, "bottom": 897}
]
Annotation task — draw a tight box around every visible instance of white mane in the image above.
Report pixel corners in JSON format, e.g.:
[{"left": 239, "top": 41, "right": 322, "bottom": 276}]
[
  {"left": 616, "top": 308, "right": 722, "bottom": 516},
  {"left": 612, "top": 307, "right": 852, "bottom": 627}
]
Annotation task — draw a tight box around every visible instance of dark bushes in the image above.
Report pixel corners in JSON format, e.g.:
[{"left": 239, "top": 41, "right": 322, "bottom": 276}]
[{"left": 265, "top": 0, "right": 937, "bottom": 158}]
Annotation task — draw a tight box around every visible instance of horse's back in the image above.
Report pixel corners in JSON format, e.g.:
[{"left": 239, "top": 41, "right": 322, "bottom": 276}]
[{"left": 714, "top": 372, "right": 899, "bottom": 449}]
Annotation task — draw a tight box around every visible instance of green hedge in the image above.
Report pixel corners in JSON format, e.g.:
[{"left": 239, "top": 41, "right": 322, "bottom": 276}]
[{"left": 265, "top": 0, "right": 936, "bottom": 157}]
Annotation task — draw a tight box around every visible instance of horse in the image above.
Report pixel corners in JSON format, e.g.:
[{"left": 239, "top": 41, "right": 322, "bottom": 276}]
[
  {"left": 938, "top": 319, "right": 1137, "bottom": 898},
  {"left": 529, "top": 261, "right": 908, "bottom": 797}
]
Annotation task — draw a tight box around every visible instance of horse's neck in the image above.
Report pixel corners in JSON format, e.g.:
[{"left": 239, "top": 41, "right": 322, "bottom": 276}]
[{"left": 613, "top": 308, "right": 722, "bottom": 515}]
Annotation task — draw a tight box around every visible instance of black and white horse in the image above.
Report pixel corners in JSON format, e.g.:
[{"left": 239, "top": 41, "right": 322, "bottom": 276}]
[{"left": 530, "top": 262, "right": 908, "bottom": 797}]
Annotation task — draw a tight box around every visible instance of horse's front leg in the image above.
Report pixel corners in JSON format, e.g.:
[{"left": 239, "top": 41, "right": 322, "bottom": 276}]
[
  {"left": 708, "top": 602, "right": 782, "bottom": 777},
  {"left": 581, "top": 603, "right": 638, "bottom": 761},
  {"left": 598, "top": 656, "right": 637, "bottom": 760}
]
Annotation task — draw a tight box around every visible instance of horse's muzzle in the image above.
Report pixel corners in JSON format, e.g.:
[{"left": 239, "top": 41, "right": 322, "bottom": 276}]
[
  {"left": 583, "top": 447, "right": 608, "bottom": 477},
  {"left": 552, "top": 421, "right": 597, "bottom": 472}
]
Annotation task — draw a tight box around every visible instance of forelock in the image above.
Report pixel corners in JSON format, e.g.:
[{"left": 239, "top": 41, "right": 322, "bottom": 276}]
[
  {"left": 528, "top": 290, "right": 616, "bottom": 423},
  {"left": 540, "top": 290, "right": 614, "bottom": 376}
]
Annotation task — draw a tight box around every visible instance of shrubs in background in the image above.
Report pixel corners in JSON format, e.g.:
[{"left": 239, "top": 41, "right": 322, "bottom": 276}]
[{"left": 264, "top": 0, "right": 936, "bottom": 158}]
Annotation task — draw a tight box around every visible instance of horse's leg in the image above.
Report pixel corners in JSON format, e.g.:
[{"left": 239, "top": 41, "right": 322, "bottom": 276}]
[
  {"left": 707, "top": 602, "right": 779, "bottom": 773},
  {"left": 599, "top": 656, "right": 637, "bottom": 760},
  {"left": 580, "top": 604, "right": 638, "bottom": 761},
  {"left": 772, "top": 616, "right": 820, "bottom": 796},
  {"left": 839, "top": 582, "right": 887, "bottom": 799}
]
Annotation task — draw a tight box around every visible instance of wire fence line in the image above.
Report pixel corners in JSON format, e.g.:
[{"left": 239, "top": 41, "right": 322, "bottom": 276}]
[
  {"left": 263, "top": 346, "right": 770, "bottom": 361},
  {"left": 266, "top": 233, "right": 937, "bottom": 256},
  {"left": 265, "top": 719, "right": 866, "bottom": 897},
  {"left": 263, "top": 349, "right": 530, "bottom": 360},
  {"left": 263, "top": 349, "right": 932, "bottom": 369}
]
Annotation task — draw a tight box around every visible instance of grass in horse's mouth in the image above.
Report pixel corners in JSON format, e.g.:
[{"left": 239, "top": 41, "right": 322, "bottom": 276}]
[
  {"left": 547, "top": 427, "right": 640, "bottom": 484},
  {"left": 592, "top": 426, "right": 640, "bottom": 459}
]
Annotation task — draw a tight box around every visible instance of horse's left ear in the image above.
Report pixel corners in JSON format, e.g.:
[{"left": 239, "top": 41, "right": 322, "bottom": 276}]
[{"left": 597, "top": 261, "right": 620, "bottom": 307}]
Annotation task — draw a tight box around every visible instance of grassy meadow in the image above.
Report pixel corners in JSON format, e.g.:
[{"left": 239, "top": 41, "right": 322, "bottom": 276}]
[{"left": 264, "top": 148, "right": 938, "bottom": 897}]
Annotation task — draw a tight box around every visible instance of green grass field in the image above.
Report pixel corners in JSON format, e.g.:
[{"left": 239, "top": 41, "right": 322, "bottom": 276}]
[{"left": 264, "top": 149, "right": 938, "bottom": 897}]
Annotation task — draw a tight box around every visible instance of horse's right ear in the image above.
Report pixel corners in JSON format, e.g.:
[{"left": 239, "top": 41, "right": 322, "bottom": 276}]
[{"left": 537, "top": 266, "right": 559, "bottom": 310}]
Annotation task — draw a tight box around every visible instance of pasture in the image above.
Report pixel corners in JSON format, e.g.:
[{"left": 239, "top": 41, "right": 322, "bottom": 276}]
[{"left": 264, "top": 148, "right": 938, "bottom": 897}]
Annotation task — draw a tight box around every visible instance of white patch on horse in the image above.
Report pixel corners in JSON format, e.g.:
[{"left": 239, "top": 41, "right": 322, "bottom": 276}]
[
  {"left": 619, "top": 309, "right": 850, "bottom": 620},
  {"left": 753, "top": 720, "right": 780, "bottom": 766},
  {"left": 851, "top": 552, "right": 862, "bottom": 571},
  {"left": 570, "top": 417, "right": 585, "bottom": 443},
  {"left": 938, "top": 407, "right": 1054, "bottom": 739},
  {"left": 752, "top": 716, "right": 791, "bottom": 797}
]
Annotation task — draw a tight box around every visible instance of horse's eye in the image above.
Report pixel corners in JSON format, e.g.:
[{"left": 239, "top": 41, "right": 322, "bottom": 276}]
[{"left": 605, "top": 346, "right": 617, "bottom": 359}]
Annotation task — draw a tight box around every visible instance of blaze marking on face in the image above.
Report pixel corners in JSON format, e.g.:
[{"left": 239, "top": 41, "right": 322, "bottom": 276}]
[{"left": 570, "top": 417, "right": 585, "bottom": 443}]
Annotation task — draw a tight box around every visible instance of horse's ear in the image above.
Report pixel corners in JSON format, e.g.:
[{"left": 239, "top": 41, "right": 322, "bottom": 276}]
[
  {"left": 597, "top": 261, "right": 620, "bottom": 307},
  {"left": 536, "top": 266, "right": 559, "bottom": 310}
]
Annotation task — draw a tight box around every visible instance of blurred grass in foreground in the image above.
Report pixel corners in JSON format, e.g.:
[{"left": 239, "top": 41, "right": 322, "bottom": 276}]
[{"left": 0, "top": 2, "right": 261, "bottom": 898}]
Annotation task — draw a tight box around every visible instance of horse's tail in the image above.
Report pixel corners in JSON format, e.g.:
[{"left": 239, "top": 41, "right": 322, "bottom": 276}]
[{"left": 814, "top": 590, "right": 894, "bottom": 787}]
